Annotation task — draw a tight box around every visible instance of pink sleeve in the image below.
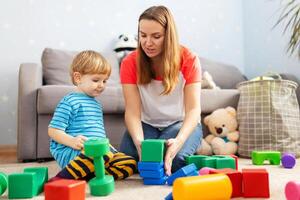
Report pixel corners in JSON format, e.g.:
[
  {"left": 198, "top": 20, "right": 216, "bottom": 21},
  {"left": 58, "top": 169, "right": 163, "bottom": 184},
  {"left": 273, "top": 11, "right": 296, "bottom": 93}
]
[
  {"left": 182, "top": 52, "right": 202, "bottom": 84},
  {"left": 120, "top": 52, "right": 137, "bottom": 84}
]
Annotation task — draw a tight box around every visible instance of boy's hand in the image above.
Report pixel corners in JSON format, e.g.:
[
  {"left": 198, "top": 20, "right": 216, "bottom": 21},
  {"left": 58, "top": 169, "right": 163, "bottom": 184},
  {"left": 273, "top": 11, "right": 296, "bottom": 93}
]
[{"left": 71, "top": 135, "right": 88, "bottom": 150}]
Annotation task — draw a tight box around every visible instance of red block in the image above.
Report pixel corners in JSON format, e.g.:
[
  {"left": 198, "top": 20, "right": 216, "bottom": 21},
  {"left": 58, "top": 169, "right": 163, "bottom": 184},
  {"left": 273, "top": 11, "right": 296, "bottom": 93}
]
[
  {"left": 242, "top": 168, "right": 269, "bottom": 198},
  {"left": 44, "top": 179, "right": 86, "bottom": 200},
  {"left": 229, "top": 154, "right": 239, "bottom": 170},
  {"left": 210, "top": 168, "right": 243, "bottom": 198}
]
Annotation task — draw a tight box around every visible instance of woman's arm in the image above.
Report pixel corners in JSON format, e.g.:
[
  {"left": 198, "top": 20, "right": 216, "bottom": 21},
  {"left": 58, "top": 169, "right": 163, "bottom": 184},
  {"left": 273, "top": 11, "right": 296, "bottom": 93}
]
[
  {"left": 48, "top": 127, "right": 87, "bottom": 150},
  {"left": 164, "top": 82, "right": 201, "bottom": 175},
  {"left": 122, "top": 84, "right": 144, "bottom": 159}
]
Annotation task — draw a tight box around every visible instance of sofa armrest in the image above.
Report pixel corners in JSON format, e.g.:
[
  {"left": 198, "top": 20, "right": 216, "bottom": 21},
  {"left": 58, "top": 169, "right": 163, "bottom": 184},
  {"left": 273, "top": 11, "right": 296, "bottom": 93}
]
[{"left": 18, "top": 63, "right": 42, "bottom": 161}]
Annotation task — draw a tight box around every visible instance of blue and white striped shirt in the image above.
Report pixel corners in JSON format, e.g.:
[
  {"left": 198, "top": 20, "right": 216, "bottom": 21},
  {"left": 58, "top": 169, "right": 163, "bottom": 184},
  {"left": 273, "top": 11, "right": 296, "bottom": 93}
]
[{"left": 49, "top": 92, "right": 106, "bottom": 168}]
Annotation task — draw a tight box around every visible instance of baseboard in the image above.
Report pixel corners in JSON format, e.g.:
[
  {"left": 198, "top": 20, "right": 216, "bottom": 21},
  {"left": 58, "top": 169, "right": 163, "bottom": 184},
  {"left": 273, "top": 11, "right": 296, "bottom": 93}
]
[{"left": 0, "top": 144, "right": 17, "bottom": 154}]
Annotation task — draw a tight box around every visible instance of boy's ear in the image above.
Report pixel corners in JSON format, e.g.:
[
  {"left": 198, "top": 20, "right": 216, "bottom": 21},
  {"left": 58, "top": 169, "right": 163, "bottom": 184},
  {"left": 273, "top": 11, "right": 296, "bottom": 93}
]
[{"left": 73, "top": 72, "right": 81, "bottom": 84}]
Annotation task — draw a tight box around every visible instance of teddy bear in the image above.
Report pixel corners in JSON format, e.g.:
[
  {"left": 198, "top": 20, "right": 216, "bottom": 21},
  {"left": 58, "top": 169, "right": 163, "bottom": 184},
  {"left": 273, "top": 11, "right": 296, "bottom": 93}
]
[
  {"left": 197, "top": 106, "right": 239, "bottom": 155},
  {"left": 201, "top": 71, "right": 220, "bottom": 89},
  {"left": 114, "top": 34, "right": 137, "bottom": 67}
]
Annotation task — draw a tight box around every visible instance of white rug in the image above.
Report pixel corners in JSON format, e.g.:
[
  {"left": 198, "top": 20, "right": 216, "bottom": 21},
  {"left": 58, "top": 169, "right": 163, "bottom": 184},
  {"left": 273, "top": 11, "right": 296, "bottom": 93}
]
[{"left": 0, "top": 158, "right": 299, "bottom": 200}]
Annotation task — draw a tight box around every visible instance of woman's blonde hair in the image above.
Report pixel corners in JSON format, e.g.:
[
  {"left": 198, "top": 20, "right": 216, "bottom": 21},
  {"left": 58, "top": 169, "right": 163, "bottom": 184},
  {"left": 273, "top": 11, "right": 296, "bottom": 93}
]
[
  {"left": 137, "top": 5, "right": 181, "bottom": 95},
  {"left": 70, "top": 50, "right": 111, "bottom": 84}
]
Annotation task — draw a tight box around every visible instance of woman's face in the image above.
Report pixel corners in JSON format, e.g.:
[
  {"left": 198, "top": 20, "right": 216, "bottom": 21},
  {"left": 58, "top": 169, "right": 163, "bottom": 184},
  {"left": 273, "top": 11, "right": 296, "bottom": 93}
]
[{"left": 139, "top": 19, "right": 165, "bottom": 59}]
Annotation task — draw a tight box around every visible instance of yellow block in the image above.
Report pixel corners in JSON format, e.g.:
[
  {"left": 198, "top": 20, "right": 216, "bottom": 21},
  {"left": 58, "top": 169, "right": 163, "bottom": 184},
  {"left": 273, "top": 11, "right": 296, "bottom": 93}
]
[{"left": 173, "top": 174, "right": 232, "bottom": 200}]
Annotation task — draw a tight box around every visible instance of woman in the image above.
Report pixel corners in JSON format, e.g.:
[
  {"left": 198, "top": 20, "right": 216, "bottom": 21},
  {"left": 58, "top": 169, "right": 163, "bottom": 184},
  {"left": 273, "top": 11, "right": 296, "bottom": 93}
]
[{"left": 120, "top": 5, "right": 202, "bottom": 175}]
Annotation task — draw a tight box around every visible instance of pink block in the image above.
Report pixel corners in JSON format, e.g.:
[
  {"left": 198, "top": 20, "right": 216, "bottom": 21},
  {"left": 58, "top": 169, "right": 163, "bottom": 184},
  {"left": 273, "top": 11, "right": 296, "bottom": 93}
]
[
  {"left": 285, "top": 181, "right": 300, "bottom": 200},
  {"left": 199, "top": 167, "right": 215, "bottom": 175}
]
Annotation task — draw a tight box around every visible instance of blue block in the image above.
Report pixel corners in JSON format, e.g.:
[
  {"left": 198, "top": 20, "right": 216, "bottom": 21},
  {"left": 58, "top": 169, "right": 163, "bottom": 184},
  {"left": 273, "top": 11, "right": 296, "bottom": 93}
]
[
  {"left": 143, "top": 176, "right": 168, "bottom": 185},
  {"left": 167, "top": 163, "right": 197, "bottom": 186},
  {"left": 140, "top": 168, "right": 165, "bottom": 178},
  {"left": 165, "top": 192, "right": 173, "bottom": 200},
  {"left": 187, "top": 170, "right": 199, "bottom": 177},
  {"left": 138, "top": 161, "right": 164, "bottom": 171}
]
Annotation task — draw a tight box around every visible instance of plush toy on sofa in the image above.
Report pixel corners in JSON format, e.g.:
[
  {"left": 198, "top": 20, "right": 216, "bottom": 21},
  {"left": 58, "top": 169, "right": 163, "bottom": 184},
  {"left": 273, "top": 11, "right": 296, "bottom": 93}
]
[
  {"left": 202, "top": 71, "right": 220, "bottom": 89},
  {"left": 114, "top": 34, "right": 137, "bottom": 66},
  {"left": 197, "top": 106, "right": 239, "bottom": 155}
]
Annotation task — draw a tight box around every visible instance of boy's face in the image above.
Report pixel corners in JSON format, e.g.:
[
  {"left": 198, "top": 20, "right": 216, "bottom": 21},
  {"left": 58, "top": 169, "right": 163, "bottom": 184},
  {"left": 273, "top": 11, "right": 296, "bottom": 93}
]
[{"left": 74, "top": 73, "right": 109, "bottom": 97}]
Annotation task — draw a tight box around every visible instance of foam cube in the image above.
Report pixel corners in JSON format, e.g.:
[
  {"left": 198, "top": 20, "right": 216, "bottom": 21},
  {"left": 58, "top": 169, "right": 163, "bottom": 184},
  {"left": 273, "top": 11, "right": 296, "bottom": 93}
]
[
  {"left": 242, "top": 168, "right": 269, "bottom": 198},
  {"left": 141, "top": 139, "right": 165, "bottom": 162},
  {"left": 8, "top": 172, "right": 38, "bottom": 198},
  {"left": 167, "top": 163, "right": 197, "bottom": 186},
  {"left": 24, "top": 167, "right": 48, "bottom": 194}
]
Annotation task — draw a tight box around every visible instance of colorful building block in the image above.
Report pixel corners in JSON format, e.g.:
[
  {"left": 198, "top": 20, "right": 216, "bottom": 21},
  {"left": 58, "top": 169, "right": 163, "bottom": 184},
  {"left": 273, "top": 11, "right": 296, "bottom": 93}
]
[
  {"left": 165, "top": 192, "right": 173, "bottom": 200},
  {"left": 138, "top": 161, "right": 164, "bottom": 171},
  {"left": 143, "top": 176, "right": 168, "bottom": 185},
  {"left": 24, "top": 167, "right": 48, "bottom": 194},
  {"left": 185, "top": 155, "right": 208, "bottom": 169},
  {"left": 229, "top": 154, "right": 239, "bottom": 170},
  {"left": 167, "top": 163, "right": 197, "bottom": 186},
  {"left": 8, "top": 172, "right": 38, "bottom": 198},
  {"left": 285, "top": 181, "right": 300, "bottom": 200},
  {"left": 214, "top": 155, "right": 236, "bottom": 169},
  {"left": 139, "top": 168, "right": 165, "bottom": 178},
  {"left": 251, "top": 151, "right": 281, "bottom": 165},
  {"left": 198, "top": 167, "right": 215, "bottom": 175},
  {"left": 84, "top": 138, "right": 114, "bottom": 196},
  {"left": 44, "top": 179, "right": 86, "bottom": 200},
  {"left": 141, "top": 139, "right": 165, "bottom": 162},
  {"left": 173, "top": 174, "right": 232, "bottom": 200},
  {"left": 281, "top": 153, "right": 296, "bottom": 169},
  {"left": 0, "top": 172, "right": 7, "bottom": 195},
  {"left": 210, "top": 168, "right": 243, "bottom": 198},
  {"left": 242, "top": 168, "right": 270, "bottom": 198}
]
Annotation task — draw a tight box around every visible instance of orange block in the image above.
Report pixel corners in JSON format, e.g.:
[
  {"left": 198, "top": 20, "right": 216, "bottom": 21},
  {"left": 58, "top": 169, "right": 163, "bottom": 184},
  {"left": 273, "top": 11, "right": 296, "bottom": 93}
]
[
  {"left": 242, "top": 168, "right": 269, "bottom": 198},
  {"left": 44, "top": 179, "right": 86, "bottom": 200}
]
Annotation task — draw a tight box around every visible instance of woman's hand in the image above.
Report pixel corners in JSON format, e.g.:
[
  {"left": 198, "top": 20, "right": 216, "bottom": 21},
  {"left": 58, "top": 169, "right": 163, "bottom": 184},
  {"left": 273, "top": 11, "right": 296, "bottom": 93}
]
[
  {"left": 164, "top": 138, "right": 184, "bottom": 176},
  {"left": 133, "top": 139, "right": 142, "bottom": 161},
  {"left": 71, "top": 135, "right": 88, "bottom": 150}
]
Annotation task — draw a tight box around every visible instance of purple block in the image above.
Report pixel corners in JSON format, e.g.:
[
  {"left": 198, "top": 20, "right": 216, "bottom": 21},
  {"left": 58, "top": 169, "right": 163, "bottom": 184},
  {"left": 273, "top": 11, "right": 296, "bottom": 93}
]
[{"left": 281, "top": 153, "right": 296, "bottom": 169}]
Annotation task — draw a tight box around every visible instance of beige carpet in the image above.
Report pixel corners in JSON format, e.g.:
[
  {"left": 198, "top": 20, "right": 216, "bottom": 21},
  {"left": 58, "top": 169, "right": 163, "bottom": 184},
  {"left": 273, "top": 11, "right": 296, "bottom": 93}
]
[{"left": 0, "top": 158, "right": 299, "bottom": 200}]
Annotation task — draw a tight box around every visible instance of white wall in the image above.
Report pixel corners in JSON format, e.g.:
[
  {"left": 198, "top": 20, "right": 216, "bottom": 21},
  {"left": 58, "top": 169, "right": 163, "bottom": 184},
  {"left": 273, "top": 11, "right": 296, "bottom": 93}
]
[{"left": 2, "top": 0, "right": 298, "bottom": 145}]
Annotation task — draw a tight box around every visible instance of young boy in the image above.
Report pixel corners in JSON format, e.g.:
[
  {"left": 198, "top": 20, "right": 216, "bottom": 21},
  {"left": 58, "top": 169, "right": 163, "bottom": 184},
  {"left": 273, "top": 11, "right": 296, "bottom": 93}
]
[{"left": 48, "top": 50, "right": 136, "bottom": 181}]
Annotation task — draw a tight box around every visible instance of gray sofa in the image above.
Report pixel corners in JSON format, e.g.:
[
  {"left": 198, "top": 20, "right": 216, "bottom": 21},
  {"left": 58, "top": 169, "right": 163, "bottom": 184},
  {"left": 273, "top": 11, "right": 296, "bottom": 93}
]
[{"left": 17, "top": 48, "right": 246, "bottom": 162}]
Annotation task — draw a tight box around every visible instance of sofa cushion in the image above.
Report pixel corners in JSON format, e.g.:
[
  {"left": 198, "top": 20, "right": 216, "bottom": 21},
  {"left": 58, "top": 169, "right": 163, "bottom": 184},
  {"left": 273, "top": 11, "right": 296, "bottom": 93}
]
[
  {"left": 37, "top": 85, "right": 125, "bottom": 114},
  {"left": 199, "top": 57, "right": 247, "bottom": 89},
  {"left": 42, "top": 48, "right": 77, "bottom": 85},
  {"left": 201, "top": 89, "right": 240, "bottom": 114}
]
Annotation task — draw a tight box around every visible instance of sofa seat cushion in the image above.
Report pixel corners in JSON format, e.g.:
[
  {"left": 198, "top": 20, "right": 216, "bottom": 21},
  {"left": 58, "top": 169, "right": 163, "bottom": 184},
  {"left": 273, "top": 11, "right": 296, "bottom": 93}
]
[
  {"left": 201, "top": 89, "right": 240, "bottom": 114},
  {"left": 37, "top": 85, "right": 124, "bottom": 114}
]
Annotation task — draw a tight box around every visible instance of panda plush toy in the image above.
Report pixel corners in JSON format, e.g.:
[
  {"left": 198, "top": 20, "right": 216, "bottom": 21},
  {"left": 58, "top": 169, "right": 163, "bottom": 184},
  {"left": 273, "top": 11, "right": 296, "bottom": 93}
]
[{"left": 114, "top": 34, "right": 137, "bottom": 67}]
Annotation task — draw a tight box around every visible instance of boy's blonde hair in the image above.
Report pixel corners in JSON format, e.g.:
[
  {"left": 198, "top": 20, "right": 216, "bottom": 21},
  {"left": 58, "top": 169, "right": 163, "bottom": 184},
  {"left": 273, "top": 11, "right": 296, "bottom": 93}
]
[{"left": 70, "top": 50, "right": 111, "bottom": 84}]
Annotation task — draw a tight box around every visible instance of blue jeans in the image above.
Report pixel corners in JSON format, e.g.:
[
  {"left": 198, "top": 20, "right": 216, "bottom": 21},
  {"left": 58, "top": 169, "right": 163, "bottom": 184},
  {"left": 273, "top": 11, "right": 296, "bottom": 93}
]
[{"left": 120, "top": 121, "right": 203, "bottom": 173}]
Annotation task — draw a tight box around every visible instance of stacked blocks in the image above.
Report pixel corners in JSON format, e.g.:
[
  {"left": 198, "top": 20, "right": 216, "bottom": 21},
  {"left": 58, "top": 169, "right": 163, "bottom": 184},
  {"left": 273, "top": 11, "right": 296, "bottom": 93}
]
[
  {"left": 0, "top": 172, "right": 7, "bottom": 195},
  {"left": 173, "top": 174, "right": 232, "bottom": 200},
  {"left": 251, "top": 151, "right": 281, "bottom": 165},
  {"left": 281, "top": 153, "right": 296, "bottom": 169},
  {"left": 44, "top": 179, "right": 85, "bottom": 200},
  {"left": 186, "top": 155, "right": 236, "bottom": 170},
  {"left": 242, "top": 168, "right": 270, "bottom": 198},
  {"left": 209, "top": 168, "right": 243, "bottom": 198},
  {"left": 166, "top": 163, "right": 198, "bottom": 186},
  {"left": 285, "top": 181, "right": 300, "bottom": 200},
  {"left": 84, "top": 138, "right": 114, "bottom": 196},
  {"left": 8, "top": 167, "right": 48, "bottom": 199},
  {"left": 139, "top": 139, "right": 167, "bottom": 185}
]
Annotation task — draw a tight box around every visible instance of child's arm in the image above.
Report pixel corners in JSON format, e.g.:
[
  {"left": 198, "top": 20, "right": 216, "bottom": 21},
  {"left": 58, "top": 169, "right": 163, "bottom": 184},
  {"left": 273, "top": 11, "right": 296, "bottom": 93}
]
[{"left": 48, "top": 127, "right": 88, "bottom": 150}]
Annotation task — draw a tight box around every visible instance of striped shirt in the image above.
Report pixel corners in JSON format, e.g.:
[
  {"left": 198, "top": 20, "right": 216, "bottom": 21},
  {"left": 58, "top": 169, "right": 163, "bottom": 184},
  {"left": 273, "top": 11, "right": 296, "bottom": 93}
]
[{"left": 49, "top": 92, "right": 106, "bottom": 168}]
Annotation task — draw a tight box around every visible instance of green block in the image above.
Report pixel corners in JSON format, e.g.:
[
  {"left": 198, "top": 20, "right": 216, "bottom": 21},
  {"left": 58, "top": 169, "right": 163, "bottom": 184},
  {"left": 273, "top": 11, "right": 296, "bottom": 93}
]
[
  {"left": 201, "top": 157, "right": 217, "bottom": 168},
  {"left": 251, "top": 151, "right": 281, "bottom": 165},
  {"left": 84, "top": 138, "right": 110, "bottom": 157},
  {"left": 185, "top": 155, "right": 209, "bottom": 170},
  {"left": 0, "top": 172, "right": 7, "bottom": 195},
  {"left": 8, "top": 172, "right": 38, "bottom": 198},
  {"left": 24, "top": 167, "right": 48, "bottom": 195},
  {"left": 213, "top": 155, "right": 236, "bottom": 169},
  {"left": 141, "top": 139, "right": 165, "bottom": 162}
]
